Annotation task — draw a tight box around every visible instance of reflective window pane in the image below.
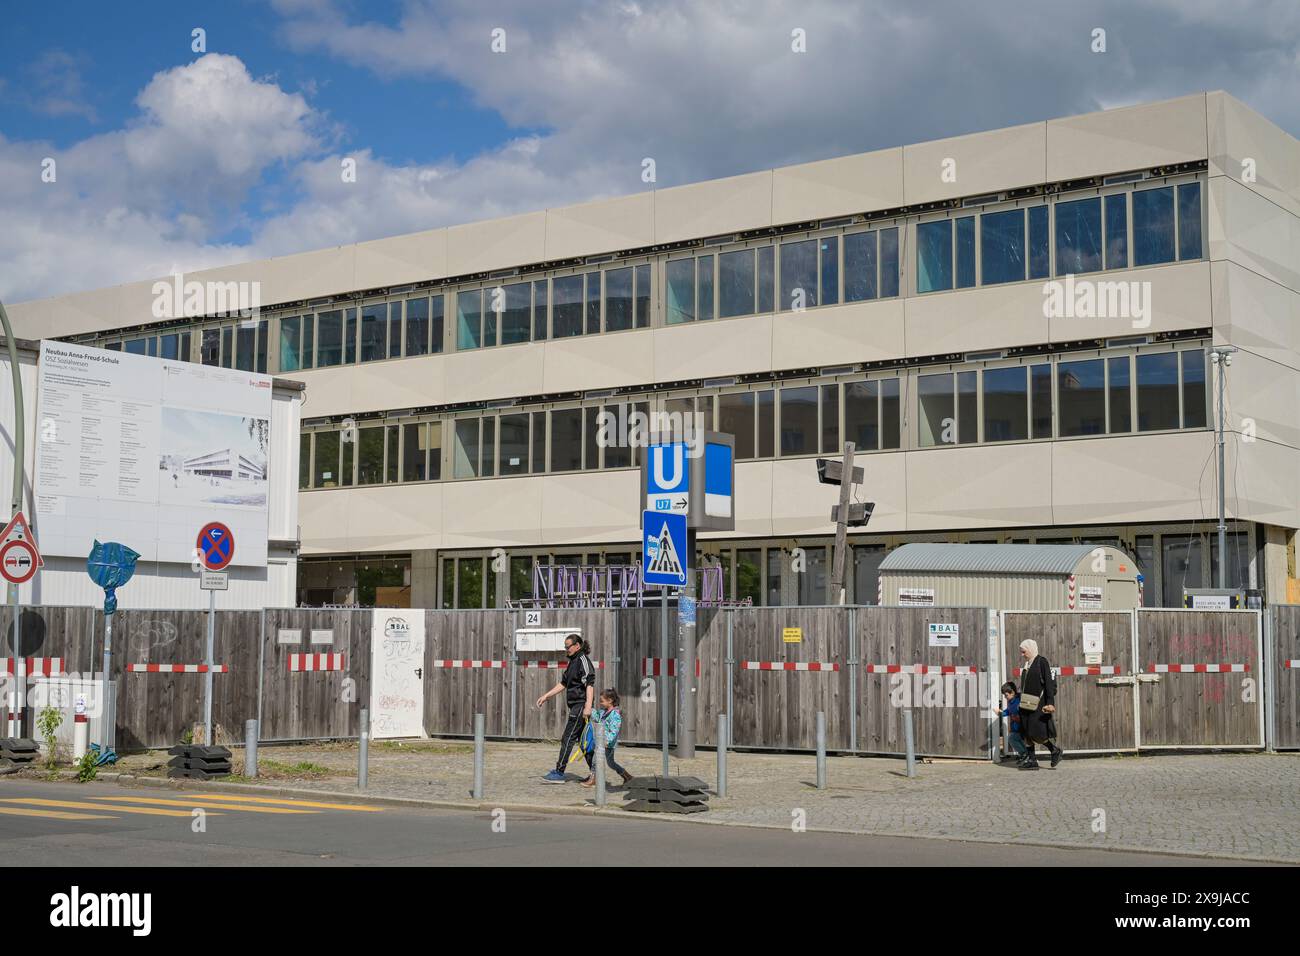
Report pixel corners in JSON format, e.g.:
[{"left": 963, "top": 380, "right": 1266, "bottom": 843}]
[
  {"left": 502, "top": 282, "right": 531, "bottom": 344},
  {"left": 317, "top": 310, "right": 343, "bottom": 367},
  {"left": 1178, "top": 183, "right": 1202, "bottom": 260},
  {"left": 955, "top": 217, "right": 975, "bottom": 289},
  {"left": 983, "top": 366, "right": 1027, "bottom": 442},
  {"left": 820, "top": 236, "right": 839, "bottom": 305},
  {"left": 757, "top": 245, "right": 775, "bottom": 312},
  {"left": 402, "top": 423, "right": 428, "bottom": 482},
  {"left": 453, "top": 419, "right": 480, "bottom": 478},
  {"left": 757, "top": 389, "right": 775, "bottom": 458},
  {"left": 299, "top": 433, "right": 310, "bottom": 489},
  {"left": 1136, "top": 352, "right": 1179, "bottom": 431},
  {"left": 314, "top": 432, "right": 340, "bottom": 487},
  {"left": 1108, "top": 356, "right": 1131, "bottom": 433},
  {"left": 357, "top": 427, "right": 385, "bottom": 485},
  {"left": 1055, "top": 197, "right": 1103, "bottom": 275},
  {"left": 958, "top": 370, "right": 977, "bottom": 443},
  {"left": 697, "top": 255, "right": 714, "bottom": 321},
  {"left": 604, "top": 268, "right": 633, "bottom": 332},
  {"left": 844, "top": 231, "right": 878, "bottom": 301},
  {"left": 496, "top": 413, "right": 528, "bottom": 475},
  {"left": 1058, "top": 359, "right": 1106, "bottom": 436},
  {"left": 779, "top": 386, "right": 817, "bottom": 455},
  {"left": 550, "top": 408, "right": 583, "bottom": 472},
  {"left": 532, "top": 281, "right": 548, "bottom": 341},
  {"left": 360, "top": 304, "right": 387, "bottom": 362},
  {"left": 844, "top": 380, "right": 879, "bottom": 450},
  {"left": 388, "top": 303, "right": 402, "bottom": 359},
  {"left": 602, "top": 405, "right": 631, "bottom": 469},
  {"left": 1105, "top": 194, "right": 1128, "bottom": 270},
  {"left": 719, "top": 392, "right": 755, "bottom": 460},
  {"left": 879, "top": 227, "right": 899, "bottom": 297},
  {"left": 719, "top": 249, "right": 755, "bottom": 318},
  {"left": 531, "top": 411, "right": 546, "bottom": 473},
  {"left": 344, "top": 309, "right": 357, "bottom": 364},
  {"left": 552, "top": 275, "right": 584, "bottom": 338},
  {"left": 1132, "top": 187, "right": 1175, "bottom": 266},
  {"left": 160, "top": 333, "right": 180, "bottom": 362},
  {"left": 820, "top": 383, "right": 839, "bottom": 453},
  {"left": 482, "top": 417, "right": 496, "bottom": 478},
  {"left": 881, "top": 378, "right": 900, "bottom": 449},
  {"left": 236, "top": 323, "right": 256, "bottom": 371},
  {"left": 634, "top": 264, "right": 650, "bottom": 328},
  {"left": 1031, "top": 363, "right": 1052, "bottom": 438},
  {"left": 457, "top": 290, "right": 482, "bottom": 350},
  {"left": 279, "top": 316, "right": 302, "bottom": 371},
  {"left": 918, "top": 372, "right": 953, "bottom": 447},
  {"left": 1182, "top": 350, "right": 1206, "bottom": 428},
  {"left": 666, "top": 259, "right": 695, "bottom": 325},
  {"left": 584, "top": 273, "right": 601, "bottom": 334},
  {"left": 779, "top": 239, "right": 817, "bottom": 310},
  {"left": 1028, "top": 205, "right": 1050, "bottom": 279},
  {"left": 917, "top": 219, "right": 953, "bottom": 293},
  {"left": 405, "top": 297, "right": 429, "bottom": 357},
  {"left": 980, "top": 209, "right": 1025, "bottom": 285}
]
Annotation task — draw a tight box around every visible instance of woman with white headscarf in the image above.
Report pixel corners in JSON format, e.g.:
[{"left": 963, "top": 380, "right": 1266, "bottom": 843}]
[{"left": 1017, "top": 638, "right": 1064, "bottom": 769}]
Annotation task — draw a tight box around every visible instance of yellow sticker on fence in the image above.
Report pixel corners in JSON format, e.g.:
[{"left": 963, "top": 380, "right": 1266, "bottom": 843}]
[{"left": 782, "top": 627, "right": 803, "bottom": 644}]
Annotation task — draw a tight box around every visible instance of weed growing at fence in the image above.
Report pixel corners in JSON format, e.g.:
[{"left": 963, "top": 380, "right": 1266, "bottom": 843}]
[
  {"left": 37, "top": 705, "right": 63, "bottom": 769},
  {"left": 75, "top": 751, "right": 98, "bottom": 783}
]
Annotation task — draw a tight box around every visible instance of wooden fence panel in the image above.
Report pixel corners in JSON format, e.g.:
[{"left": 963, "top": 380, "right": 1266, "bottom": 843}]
[
  {"left": 1271, "top": 605, "right": 1300, "bottom": 750},
  {"left": 1136, "top": 609, "right": 1262, "bottom": 748},
  {"left": 730, "top": 607, "right": 850, "bottom": 752},
  {"left": 1001, "top": 611, "right": 1136, "bottom": 753},
  {"left": 856, "top": 606, "right": 990, "bottom": 758},
  {"left": 611, "top": 606, "right": 672, "bottom": 747},
  {"left": 261, "top": 609, "right": 369, "bottom": 742},
  {"left": 0, "top": 606, "right": 99, "bottom": 734},
  {"left": 423, "top": 610, "right": 512, "bottom": 737},
  {"left": 511, "top": 608, "right": 613, "bottom": 744},
  {"left": 113, "top": 609, "right": 209, "bottom": 750}
]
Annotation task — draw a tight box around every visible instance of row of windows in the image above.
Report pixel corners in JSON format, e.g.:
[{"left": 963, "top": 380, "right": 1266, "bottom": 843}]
[
  {"left": 299, "top": 344, "right": 1208, "bottom": 490},
  {"left": 916, "top": 181, "right": 1203, "bottom": 293}
]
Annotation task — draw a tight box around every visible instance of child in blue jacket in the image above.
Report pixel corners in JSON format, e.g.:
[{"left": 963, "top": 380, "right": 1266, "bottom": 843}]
[
  {"left": 582, "top": 688, "right": 633, "bottom": 786},
  {"left": 996, "top": 681, "right": 1027, "bottom": 762}
]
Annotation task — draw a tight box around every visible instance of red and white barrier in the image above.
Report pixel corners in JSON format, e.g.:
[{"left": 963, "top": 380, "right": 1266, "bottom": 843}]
[
  {"left": 1146, "top": 663, "right": 1249, "bottom": 673},
  {"left": 288, "top": 653, "right": 345, "bottom": 672},
  {"left": 127, "top": 664, "right": 229, "bottom": 674},
  {"left": 743, "top": 661, "right": 839, "bottom": 672},
  {"left": 0, "top": 657, "right": 64, "bottom": 677},
  {"left": 642, "top": 658, "right": 700, "bottom": 677},
  {"left": 1013, "top": 665, "right": 1122, "bottom": 676},
  {"left": 865, "top": 664, "right": 978, "bottom": 675},
  {"left": 1286, "top": 660, "right": 1300, "bottom": 669},
  {"left": 431, "top": 659, "right": 506, "bottom": 669},
  {"left": 519, "top": 661, "right": 604, "bottom": 670}
]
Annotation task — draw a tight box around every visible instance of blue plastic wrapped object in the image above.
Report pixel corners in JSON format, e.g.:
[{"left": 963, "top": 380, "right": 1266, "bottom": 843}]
[
  {"left": 86, "top": 541, "right": 140, "bottom": 615},
  {"left": 88, "top": 742, "right": 118, "bottom": 766}
]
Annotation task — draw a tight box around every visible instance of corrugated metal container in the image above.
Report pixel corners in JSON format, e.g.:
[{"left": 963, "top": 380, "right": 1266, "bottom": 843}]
[{"left": 878, "top": 543, "right": 1140, "bottom": 611}]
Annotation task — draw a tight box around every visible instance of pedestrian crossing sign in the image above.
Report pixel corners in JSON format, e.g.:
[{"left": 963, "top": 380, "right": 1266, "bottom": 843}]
[{"left": 643, "top": 510, "right": 687, "bottom": 587}]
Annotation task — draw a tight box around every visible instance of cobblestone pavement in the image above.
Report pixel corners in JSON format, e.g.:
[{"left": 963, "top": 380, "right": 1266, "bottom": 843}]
[{"left": 49, "top": 742, "right": 1300, "bottom": 863}]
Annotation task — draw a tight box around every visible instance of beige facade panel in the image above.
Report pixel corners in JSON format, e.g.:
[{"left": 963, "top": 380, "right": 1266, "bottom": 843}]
[
  {"left": 903, "top": 122, "right": 1046, "bottom": 205},
  {"left": 442, "top": 341, "right": 546, "bottom": 405},
  {"left": 537, "top": 470, "right": 639, "bottom": 546},
  {"left": 905, "top": 282, "right": 1051, "bottom": 356},
  {"left": 771, "top": 298, "right": 905, "bottom": 368},
  {"left": 771, "top": 148, "right": 904, "bottom": 224},
  {"left": 1046, "top": 93, "right": 1209, "bottom": 183},
  {"left": 653, "top": 170, "right": 773, "bottom": 245},
  {"left": 1217, "top": 344, "right": 1300, "bottom": 449},
  {"left": 905, "top": 442, "right": 1053, "bottom": 531},
  {"left": 20, "top": 286, "right": 117, "bottom": 339},
  {"left": 445, "top": 210, "right": 547, "bottom": 277},
  {"left": 288, "top": 355, "right": 449, "bottom": 419},
  {"left": 257, "top": 245, "right": 358, "bottom": 305},
  {"left": 1210, "top": 177, "right": 1300, "bottom": 293},
  {"left": 544, "top": 192, "right": 655, "bottom": 261},
  {"left": 1212, "top": 260, "right": 1300, "bottom": 372},
  {"left": 540, "top": 329, "right": 653, "bottom": 394},
  {"left": 1046, "top": 262, "right": 1212, "bottom": 344},
  {"left": 1207, "top": 91, "right": 1300, "bottom": 219},
  {"left": 332, "top": 484, "right": 446, "bottom": 554},
  {"left": 353, "top": 227, "right": 448, "bottom": 289},
  {"left": 1231, "top": 437, "right": 1300, "bottom": 529},
  {"left": 652, "top": 313, "right": 774, "bottom": 381},
  {"left": 726, "top": 460, "right": 775, "bottom": 539},
  {"left": 441, "top": 476, "right": 543, "bottom": 549},
  {"left": 1051, "top": 430, "right": 1214, "bottom": 525}
]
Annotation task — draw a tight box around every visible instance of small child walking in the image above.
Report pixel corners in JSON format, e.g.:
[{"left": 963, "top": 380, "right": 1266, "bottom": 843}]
[
  {"left": 996, "top": 681, "right": 1027, "bottom": 762},
  {"left": 582, "top": 688, "right": 633, "bottom": 787}
]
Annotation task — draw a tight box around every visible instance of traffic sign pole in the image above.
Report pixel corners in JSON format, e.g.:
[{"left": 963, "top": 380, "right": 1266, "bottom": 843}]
[
  {"left": 195, "top": 522, "right": 234, "bottom": 745},
  {"left": 204, "top": 585, "right": 215, "bottom": 745},
  {"left": 675, "top": 528, "right": 697, "bottom": 760}
]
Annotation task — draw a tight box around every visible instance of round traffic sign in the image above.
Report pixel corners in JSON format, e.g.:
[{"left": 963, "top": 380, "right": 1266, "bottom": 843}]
[
  {"left": 197, "top": 522, "right": 236, "bottom": 571},
  {"left": 0, "top": 539, "right": 40, "bottom": 585}
]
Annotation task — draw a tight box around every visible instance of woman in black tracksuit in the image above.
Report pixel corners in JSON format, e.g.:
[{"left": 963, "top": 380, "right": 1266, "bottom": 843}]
[
  {"left": 536, "top": 633, "right": 596, "bottom": 783},
  {"left": 1017, "top": 638, "right": 1064, "bottom": 770}
]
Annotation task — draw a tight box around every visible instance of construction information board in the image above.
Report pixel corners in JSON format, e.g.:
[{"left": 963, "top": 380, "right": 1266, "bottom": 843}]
[{"left": 33, "top": 341, "right": 273, "bottom": 567}]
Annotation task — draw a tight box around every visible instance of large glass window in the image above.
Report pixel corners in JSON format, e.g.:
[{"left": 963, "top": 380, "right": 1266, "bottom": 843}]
[
  {"left": 532, "top": 281, "right": 548, "bottom": 341},
  {"left": 1136, "top": 352, "right": 1179, "bottom": 431},
  {"left": 757, "top": 245, "right": 775, "bottom": 312},
  {"left": 981, "top": 209, "right": 1025, "bottom": 285},
  {"left": 719, "top": 392, "right": 755, "bottom": 459},
  {"left": 236, "top": 323, "right": 256, "bottom": 371},
  {"left": 360, "top": 304, "right": 387, "bottom": 362},
  {"left": 453, "top": 419, "right": 481, "bottom": 478},
  {"left": 798, "top": 546, "right": 827, "bottom": 605},
  {"left": 585, "top": 272, "right": 601, "bottom": 334},
  {"left": 357, "top": 426, "right": 385, "bottom": 485},
  {"left": 1108, "top": 356, "right": 1131, "bottom": 432},
  {"left": 1162, "top": 534, "right": 1204, "bottom": 608},
  {"left": 458, "top": 558, "right": 484, "bottom": 609},
  {"left": 604, "top": 268, "right": 633, "bottom": 332},
  {"left": 256, "top": 320, "right": 269, "bottom": 373},
  {"left": 1132, "top": 187, "right": 1175, "bottom": 266},
  {"left": 634, "top": 264, "right": 650, "bottom": 328},
  {"left": 1178, "top": 183, "right": 1202, "bottom": 260},
  {"left": 736, "top": 549, "right": 761, "bottom": 605},
  {"left": 317, "top": 310, "right": 343, "bottom": 367},
  {"left": 314, "top": 432, "right": 340, "bottom": 487},
  {"left": 854, "top": 546, "right": 886, "bottom": 605},
  {"left": 958, "top": 370, "right": 977, "bottom": 444},
  {"left": 457, "top": 290, "right": 482, "bottom": 350},
  {"left": 1055, "top": 197, "right": 1103, "bottom": 275},
  {"left": 1028, "top": 205, "right": 1050, "bottom": 279},
  {"left": 983, "top": 367, "right": 1027, "bottom": 442},
  {"left": 602, "top": 405, "right": 631, "bottom": 469},
  {"left": 222, "top": 327, "right": 234, "bottom": 368},
  {"left": 1182, "top": 350, "right": 1206, "bottom": 428},
  {"left": 405, "top": 297, "right": 430, "bottom": 357},
  {"left": 302, "top": 315, "right": 314, "bottom": 368},
  {"left": 1058, "top": 358, "right": 1106, "bottom": 436},
  {"left": 917, "top": 219, "right": 953, "bottom": 293},
  {"left": 820, "top": 383, "right": 839, "bottom": 453},
  {"left": 531, "top": 411, "right": 546, "bottom": 473},
  {"left": 344, "top": 309, "right": 358, "bottom": 364},
  {"left": 757, "top": 390, "right": 775, "bottom": 458},
  {"left": 844, "top": 381, "right": 879, "bottom": 450},
  {"left": 498, "top": 413, "right": 529, "bottom": 475},
  {"left": 779, "top": 386, "right": 817, "bottom": 455},
  {"left": 666, "top": 258, "right": 695, "bottom": 324},
  {"left": 719, "top": 249, "right": 755, "bottom": 318},
  {"left": 918, "top": 372, "right": 954, "bottom": 447},
  {"left": 550, "top": 408, "right": 583, "bottom": 472},
  {"left": 1031, "top": 363, "right": 1052, "bottom": 438},
  {"left": 402, "top": 423, "right": 428, "bottom": 482},
  {"left": 881, "top": 379, "right": 900, "bottom": 449},
  {"left": 279, "top": 316, "right": 302, "bottom": 372},
  {"left": 779, "top": 239, "right": 817, "bottom": 310},
  {"left": 697, "top": 255, "right": 714, "bottom": 321},
  {"left": 388, "top": 303, "right": 402, "bottom": 359},
  {"left": 341, "top": 431, "right": 354, "bottom": 486},
  {"left": 501, "top": 282, "right": 531, "bottom": 344},
  {"left": 766, "top": 549, "right": 783, "bottom": 607},
  {"left": 955, "top": 217, "right": 975, "bottom": 289},
  {"left": 201, "top": 328, "right": 221, "bottom": 366},
  {"left": 552, "top": 275, "right": 584, "bottom": 337},
  {"left": 1104, "top": 194, "right": 1128, "bottom": 270},
  {"left": 819, "top": 237, "right": 839, "bottom": 306},
  {"left": 880, "top": 227, "right": 900, "bottom": 297},
  {"left": 844, "top": 231, "right": 878, "bottom": 301},
  {"left": 299, "top": 433, "right": 310, "bottom": 489}
]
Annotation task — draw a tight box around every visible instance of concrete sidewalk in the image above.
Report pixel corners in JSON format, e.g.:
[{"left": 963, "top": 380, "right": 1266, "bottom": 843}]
[{"left": 18, "top": 741, "right": 1300, "bottom": 864}]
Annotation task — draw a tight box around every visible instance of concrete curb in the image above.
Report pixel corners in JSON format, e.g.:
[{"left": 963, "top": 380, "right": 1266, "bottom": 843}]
[{"left": 36, "top": 769, "right": 1288, "bottom": 866}]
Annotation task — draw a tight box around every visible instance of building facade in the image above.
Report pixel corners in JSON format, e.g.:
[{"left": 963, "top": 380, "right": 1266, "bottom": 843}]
[{"left": 9, "top": 91, "right": 1300, "bottom": 609}]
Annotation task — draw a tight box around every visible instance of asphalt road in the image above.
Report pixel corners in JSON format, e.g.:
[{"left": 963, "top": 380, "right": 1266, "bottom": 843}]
[{"left": 0, "top": 779, "right": 1251, "bottom": 866}]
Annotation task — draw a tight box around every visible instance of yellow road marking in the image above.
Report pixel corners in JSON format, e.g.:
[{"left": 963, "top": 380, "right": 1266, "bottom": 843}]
[
  {"left": 0, "top": 806, "right": 114, "bottom": 821},
  {"left": 86, "top": 795, "right": 318, "bottom": 814},
  {"left": 179, "top": 793, "right": 383, "bottom": 812},
  {"left": 0, "top": 798, "right": 219, "bottom": 818}
]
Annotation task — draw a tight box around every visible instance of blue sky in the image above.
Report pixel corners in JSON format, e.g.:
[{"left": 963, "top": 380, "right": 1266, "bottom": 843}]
[{"left": 1, "top": 0, "right": 1298, "bottom": 303}]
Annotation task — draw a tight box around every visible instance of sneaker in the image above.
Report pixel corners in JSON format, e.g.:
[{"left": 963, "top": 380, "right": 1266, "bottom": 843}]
[
  {"left": 1018, "top": 760, "right": 1040, "bottom": 771},
  {"left": 580, "top": 776, "right": 596, "bottom": 788},
  {"left": 542, "top": 770, "right": 566, "bottom": 784},
  {"left": 620, "top": 770, "right": 634, "bottom": 785},
  {"left": 1050, "top": 747, "right": 1064, "bottom": 769}
]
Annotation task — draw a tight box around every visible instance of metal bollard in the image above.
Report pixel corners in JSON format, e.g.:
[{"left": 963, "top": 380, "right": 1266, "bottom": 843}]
[
  {"left": 594, "top": 718, "right": 607, "bottom": 806},
  {"left": 358, "top": 708, "right": 369, "bottom": 790},
  {"left": 816, "top": 711, "right": 827, "bottom": 789},
  {"left": 245, "top": 719, "right": 258, "bottom": 778},
  {"left": 903, "top": 709, "right": 917, "bottom": 778},
  {"left": 717, "top": 714, "right": 728, "bottom": 798},
  {"left": 473, "top": 713, "right": 485, "bottom": 800}
]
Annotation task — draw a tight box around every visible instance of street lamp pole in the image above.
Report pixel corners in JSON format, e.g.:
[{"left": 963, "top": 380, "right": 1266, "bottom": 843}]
[{"left": 1210, "top": 347, "right": 1237, "bottom": 589}]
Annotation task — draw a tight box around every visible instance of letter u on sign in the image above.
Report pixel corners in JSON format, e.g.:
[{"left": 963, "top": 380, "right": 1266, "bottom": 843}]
[{"left": 651, "top": 444, "right": 685, "bottom": 492}]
